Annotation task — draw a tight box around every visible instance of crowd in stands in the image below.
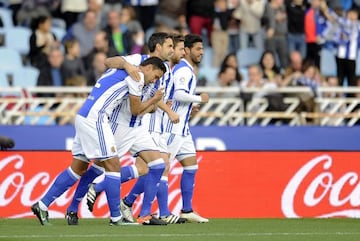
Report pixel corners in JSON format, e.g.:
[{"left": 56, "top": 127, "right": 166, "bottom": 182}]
[{"left": 0, "top": 0, "right": 360, "bottom": 108}]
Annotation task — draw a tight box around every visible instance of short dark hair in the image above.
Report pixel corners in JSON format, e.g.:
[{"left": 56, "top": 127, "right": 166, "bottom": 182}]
[
  {"left": 140, "top": 56, "right": 166, "bottom": 74},
  {"left": 147, "top": 32, "right": 171, "bottom": 52},
  {"left": 184, "top": 34, "right": 202, "bottom": 48},
  {"left": 171, "top": 33, "right": 185, "bottom": 46}
]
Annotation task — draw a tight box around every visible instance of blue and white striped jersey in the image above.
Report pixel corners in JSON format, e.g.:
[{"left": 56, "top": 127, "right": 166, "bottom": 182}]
[
  {"left": 78, "top": 68, "right": 139, "bottom": 122},
  {"left": 119, "top": 53, "right": 174, "bottom": 133},
  {"left": 329, "top": 11, "right": 360, "bottom": 60},
  {"left": 163, "top": 59, "right": 197, "bottom": 136},
  {"left": 109, "top": 77, "right": 154, "bottom": 127}
]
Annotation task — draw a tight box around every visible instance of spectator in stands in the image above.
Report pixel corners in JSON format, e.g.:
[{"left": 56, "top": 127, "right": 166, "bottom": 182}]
[
  {"left": 62, "top": 39, "right": 86, "bottom": 81},
  {"left": 155, "top": 0, "right": 186, "bottom": 30},
  {"left": 220, "top": 52, "right": 242, "bottom": 83},
  {"left": 85, "top": 51, "right": 106, "bottom": 86},
  {"left": 227, "top": 1, "right": 241, "bottom": 53},
  {"left": 259, "top": 50, "right": 281, "bottom": 82},
  {"left": 37, "top": 48, "right": 65, "bottom": 88},
  {"left": 62, "top": 10, "right": 100, "bottom": 57},
  {"left": 283, "top": 50, "right": 303, "bottom": 78},
  {"left": 322, "top": 3, "right": 360, "bottom": 88},
  {"left": 8, "top": 0, "right": 22, "bottom": 26},
  {"left": 16, "top": 0, "right": 59, "bottom": 27},
  {"left": 233, "top": 0, "right": 265, "bottom": 50},
  {"left": 212, "top": 0, "right": 232, "bottom": 67},
  {"left": 82, "top": 30, "right": 118, "bottom": 70},
  {"left": 129, "top": 0, "right": 159, "bottom": 32},
  {"left": 263, "top": 0, "right": 289, "bottom": 69},
  {"left": 119, "top": 5, "right": 145, "bottom": 53},
  {"left": 207, "top": 65, "right": 240, "bottom": 97},
  {"left": 29, "top": 15, "right": 58, "bottom": 69},
  {"left": 78, "top": 0, "right": 107, "bottom": 29},
  {"left": 103, "top": 10, "right": 134, "bottom": 56},
  {"left": 305, "top": 0, "right": 326, "bottom": 68},
  {"left": 60, "top": 0, "right": 87, "bottom": 29},
  {"left": 186, "top": 0, "right": 214, "bottom": 46},
  {"left": 285, "top": 0, "right": 306, "bottom": 58}
]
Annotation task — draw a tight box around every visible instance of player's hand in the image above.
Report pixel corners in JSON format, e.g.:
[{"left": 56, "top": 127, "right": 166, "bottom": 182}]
[
  {"left": 169, "top": 111, "right": 180, "bottom": 124},
  {"left": 200, "top": 93, "right": 209, "bottom": 103},
  {"left": 125, "top": 63, "right": 141, "bottom": 81},
  {"left": 190, "top": 105, "right": 200, "bottom": 117},
  {"left": 153, "top": 88, "right": 164, "bottom": 102},
  {"left": 166, "top": 100, "right": 173, "bottom": 107}
]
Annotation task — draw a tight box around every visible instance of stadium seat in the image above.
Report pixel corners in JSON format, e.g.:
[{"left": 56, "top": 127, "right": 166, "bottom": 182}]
[
  {"left": 199, "top": 65, "right": 219, "bottom": 83},
  {"left": 0, "top": 47, "right": 23, "bottom": 73},
  {"left": 320, "top": 48, "right": 337, "bottom": 76},
  {"left": 0, "top": 71, "right": 9, "bottom": 87},
  {"left": 236, "top": 48, "right": 262, "bottom": 69},
  {"left": 11, "top": 66, "right": 39, "bottom": 87},
  {"left": 4, "top": 26, "right": 31, "bottom": 55},
  {"left": 201, "top": 47, "right": 213, "bottom": 68},
  {"left": 0, "top": 7, "right": 13, "bottom": 29},
  {"left": 51, "top": 26, "right": 66, "bottom": 42}
]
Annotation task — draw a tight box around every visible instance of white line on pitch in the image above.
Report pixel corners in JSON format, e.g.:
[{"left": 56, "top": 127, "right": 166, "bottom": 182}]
[{"left": 1, "top": 232, "right": 360, "bottom": 239}]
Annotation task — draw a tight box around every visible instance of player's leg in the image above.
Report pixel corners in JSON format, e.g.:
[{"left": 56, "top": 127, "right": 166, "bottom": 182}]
[
  {"left": 136, "top": 150, "right": 166, "bottom": 225},
  {"left": 67, "top": 162, "right": 104, "bottom": 222},
  {"left": 157, "top": 132, "right": 186, "bottom": 224},
  {"left": 31, "top": 156, "right": 89, "bottom": 226},
  {"left": 178, "top": 135, "right": 209, "bottom": 223}
]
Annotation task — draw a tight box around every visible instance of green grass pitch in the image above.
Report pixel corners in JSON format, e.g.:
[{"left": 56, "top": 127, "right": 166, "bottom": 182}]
[{"left": 1, "top": 218, "right": 360, "bottom": 241}]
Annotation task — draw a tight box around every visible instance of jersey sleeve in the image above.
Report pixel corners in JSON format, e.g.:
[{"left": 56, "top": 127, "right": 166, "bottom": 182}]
[
  {"left": 121, "top": 54, "right": 143, "bottom": 66},
  {"left": 126, "top": 72, "right": 145, "bottom": 96},
  {"left": 173, "top": 67, "right": 193, "bottom": 93}
]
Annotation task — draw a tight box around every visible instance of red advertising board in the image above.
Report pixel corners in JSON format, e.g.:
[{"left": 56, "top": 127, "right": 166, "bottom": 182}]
[{"left": 1, "top": 151, "right": 360, "bottom": 218}]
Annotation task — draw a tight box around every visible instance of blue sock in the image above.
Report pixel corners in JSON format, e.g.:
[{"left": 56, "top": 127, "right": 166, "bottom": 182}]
[
  {"left": 67, "top": 164, "right": 103, "bottom": 212},
  {"left": 121, "top": 165, "right": 138, "bottom": 183},
  {"left": 41, "top": 167, "right": 80, "bottom": 207},
  {"left": 157, "top": 177, "right": 170, "bottom": 217},
  {"left": 139, "top": 159, "right": 165, "bottom": 217},
  {"left": 124, "top": 175, "right": 146, "bottom": 206},
  {"left": 181, "top": 166, "right": 198, "bottom": 212},
  {"left": 103, "top": 172, "right": 121, "bottom": 219}
]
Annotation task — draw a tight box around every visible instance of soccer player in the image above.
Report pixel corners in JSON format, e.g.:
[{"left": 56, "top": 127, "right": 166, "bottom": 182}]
[
  {"left": 31, "top": 56, "right": 166, "bottom": 226},
  {"left": 65, "top": 32, "right": 179, "bottom": 225},
  {"left": 119, "top": 34, "right": 188, "bottom": 224},
  {"left": 162, "top": 34, "right": 209, "bottom": 223}
]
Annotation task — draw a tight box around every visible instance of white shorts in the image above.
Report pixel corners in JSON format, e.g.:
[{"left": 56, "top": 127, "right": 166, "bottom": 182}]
[
  {"left": 150, "top": 131, "right": 168, "bottom": 153},
  {"left": 72, "top": 115, "right": 117, "bottom": 161},
  {"left": 112, "top": 123, "right": 159, "bottom": 157},
  {"left": 163, "top": 132, "right": 196, "bottom": 161}
]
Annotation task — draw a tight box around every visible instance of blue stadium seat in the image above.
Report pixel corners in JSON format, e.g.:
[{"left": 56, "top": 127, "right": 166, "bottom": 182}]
[
  {"left": 4, "top": 26, "right": 31, "bottom": 55},
  {"left": 23, "top": 106, "right": 56, "bottom": 125},
  {"left": 236, "top": 48, "right": 262, "bottom": 69},
  {"left": 356, "top": 50, "right": 360, "bottom": 76},
  {"left": 51, "top": 26, "right": 66, "bottom": 42},
  {"left": 0, "top": 71, "right": 9, "bottom": 87},
  {"left": 11, "top": 66, "right": 39, "bottom": 87},
  {"left": 320, "top": 48, "right": 337, "bottom": 76},
  {"left": 0, "top": 47, "right": 23, "bottom": 73},
  {"left": 0, "top": 7, "right": 13, "bottom": 29},
  {"left": 201, "top": 47, "right": 213, "bottom": 68},
  {"left": 199, "top": 65, "right": 219, "bottom": 83}
]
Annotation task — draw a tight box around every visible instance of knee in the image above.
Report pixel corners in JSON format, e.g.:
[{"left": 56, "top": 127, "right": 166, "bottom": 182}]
[{"left": 136, "top": 161, "right": 149, "bottom": 176}]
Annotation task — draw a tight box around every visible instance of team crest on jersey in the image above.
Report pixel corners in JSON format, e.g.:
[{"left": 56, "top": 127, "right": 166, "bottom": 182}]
[{"left": 179, "top": 77, "right": 186, "bottom": 85}]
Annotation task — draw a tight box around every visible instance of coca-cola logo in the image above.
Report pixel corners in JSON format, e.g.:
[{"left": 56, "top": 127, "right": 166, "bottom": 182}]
[
  {"left": 282, "top": 154, "right": 360, "bottom": 218},
  {"left": 0, "top": 153, "right": 202, "bottom": 218}
]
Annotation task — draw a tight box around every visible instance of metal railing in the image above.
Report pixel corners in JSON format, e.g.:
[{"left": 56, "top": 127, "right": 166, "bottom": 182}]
[{"left": 1, "top": 86, "right": 360, "bottom": 126}]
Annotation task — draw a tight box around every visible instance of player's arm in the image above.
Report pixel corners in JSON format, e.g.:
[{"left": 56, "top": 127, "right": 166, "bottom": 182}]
[
  {"left": 173, "top": 90, "right": 209, "bottom": 104},
  {"left": 157, "top": 100, "right": 179, "bottom": 123},
  {"left": 105, "top": 56, "right": 141, "bottom": 81},
  {"left": 139, "top": 104, "right": 157, "bottom": 115},
  {"left": 129, "top": 89, "right": 163, "bottom": 115}
]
